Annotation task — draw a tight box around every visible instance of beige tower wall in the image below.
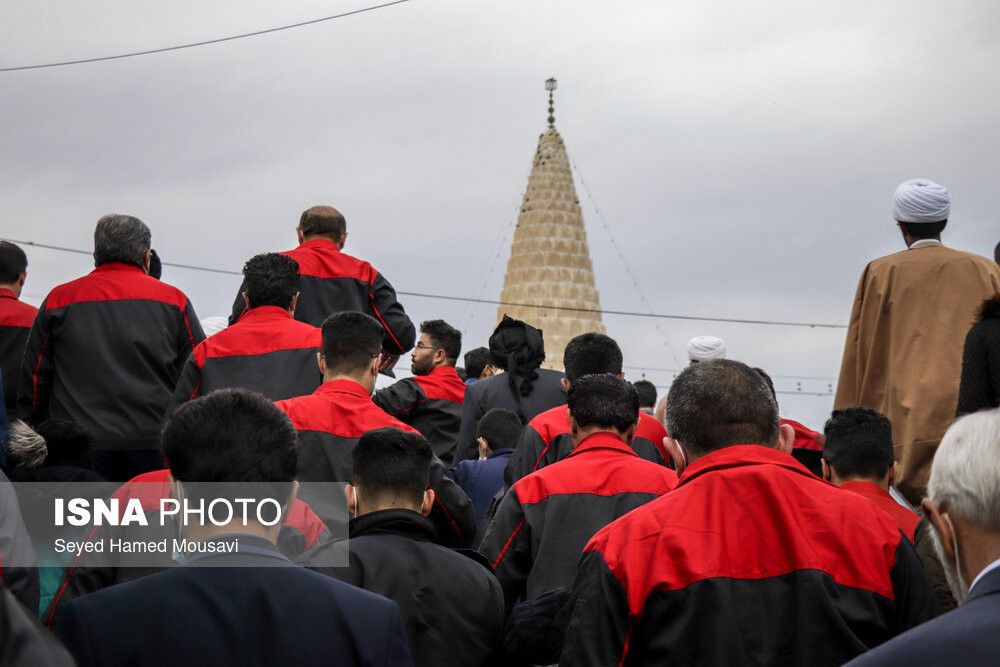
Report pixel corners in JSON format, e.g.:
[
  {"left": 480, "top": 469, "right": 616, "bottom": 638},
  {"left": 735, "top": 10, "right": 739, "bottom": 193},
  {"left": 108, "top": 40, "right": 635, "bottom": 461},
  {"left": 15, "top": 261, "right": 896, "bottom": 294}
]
[{"left": 498, "top": 128, "right": 606, "bottom": 370}]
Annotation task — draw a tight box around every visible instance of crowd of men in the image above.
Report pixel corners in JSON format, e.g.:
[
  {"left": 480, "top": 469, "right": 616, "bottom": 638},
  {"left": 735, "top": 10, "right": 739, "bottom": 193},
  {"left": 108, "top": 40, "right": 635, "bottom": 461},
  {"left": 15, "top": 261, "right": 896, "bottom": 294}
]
[{"left": 0, "top": 179, "right": 998, "bottom": 665}]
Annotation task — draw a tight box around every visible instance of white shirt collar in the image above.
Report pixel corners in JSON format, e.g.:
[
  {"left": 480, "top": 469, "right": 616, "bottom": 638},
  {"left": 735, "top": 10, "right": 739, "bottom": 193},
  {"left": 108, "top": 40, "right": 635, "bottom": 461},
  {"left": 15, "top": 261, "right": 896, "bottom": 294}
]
[
  {"left": 909, "top": 239, "right": 943, "bottom": 249},
  {"left": 969, "top": 556, "right": 1000, "bottom": 596}
]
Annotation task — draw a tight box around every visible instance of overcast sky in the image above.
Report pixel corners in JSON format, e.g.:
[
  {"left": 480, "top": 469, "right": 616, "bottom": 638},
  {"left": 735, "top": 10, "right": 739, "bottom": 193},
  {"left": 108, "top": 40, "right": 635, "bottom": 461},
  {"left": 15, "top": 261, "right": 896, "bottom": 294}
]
[{"left": 2, "top": 0, "right": 999, "bottom": 428}]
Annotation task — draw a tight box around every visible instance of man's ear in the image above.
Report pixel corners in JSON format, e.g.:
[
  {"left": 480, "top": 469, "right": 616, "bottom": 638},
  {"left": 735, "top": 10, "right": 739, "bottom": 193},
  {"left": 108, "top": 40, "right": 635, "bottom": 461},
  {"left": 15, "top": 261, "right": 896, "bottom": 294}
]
[
  {"left": 420, "top": 489, "right": 435, "bottom": 517},
  {"left": 18, "top": 271, "right": 26, "bottom": 288},
  {"left": 242, "top": 292, "right": 250, "bottom": 311},
  {"left": 820, "top": 459, "right": 832, "bottom": 483},
  {"left": 296, "top": 227, "right": 305, "bottom": 245},
  {"left": 143, "top": 249, "right": 152, "bottom": 274},
  {"left": 777, "top": 423, "right": 795, "bottom": 454},
  {"left": 338, "top": 232, "right": 348, "bottom": 250},
  {"left": 664, "top": 436, "right": 687, "bottom": 474},
  {"left": 922, "top": 499, "right": 955, "bottom": 562},
  {"left": 345, "top": 484, "right": 357, "bottom": 516},
  {"left": 622, "top": 418, "right": 640, "bottom": 445},
  {"left": 317, "top": 352, "right": 327, "bottom": 376},
  {"left": 567, "top": 410, "right": 578, "bottom": 437},
  {"left": 288, "top": 292, "right": 299, "bottom": 315},
  {"left": 887, "top": 461, "right": 898, "bottom": 487},
  {"left": 561, "top": 377, "right": 571, "bottom": 393}
]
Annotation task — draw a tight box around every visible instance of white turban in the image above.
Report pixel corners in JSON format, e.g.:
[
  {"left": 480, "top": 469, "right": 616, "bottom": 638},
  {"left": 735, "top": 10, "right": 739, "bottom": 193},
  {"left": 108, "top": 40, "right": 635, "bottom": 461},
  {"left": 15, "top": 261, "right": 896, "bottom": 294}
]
[
  {"left": 892, "top": 178, "right": 950, "bottom": 223},
  {"left": 687, "top": 336, "right": 726, "bottom": 362},
  {"left": 200, "top": 316, "right": 229, "bottom": 338}
]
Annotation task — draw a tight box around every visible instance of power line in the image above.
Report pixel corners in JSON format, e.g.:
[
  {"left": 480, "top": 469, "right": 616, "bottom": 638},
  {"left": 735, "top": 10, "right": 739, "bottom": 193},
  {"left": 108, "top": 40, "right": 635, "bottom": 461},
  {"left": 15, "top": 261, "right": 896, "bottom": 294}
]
[
  {"left": 1, "top": 236, "right": 848, "bottom": 329},
  {"left": 0, "top": 0, "right": 410, "bottom": 73},
  {"left": 623, "top": 364, "right": 838, "bottom": 381}
]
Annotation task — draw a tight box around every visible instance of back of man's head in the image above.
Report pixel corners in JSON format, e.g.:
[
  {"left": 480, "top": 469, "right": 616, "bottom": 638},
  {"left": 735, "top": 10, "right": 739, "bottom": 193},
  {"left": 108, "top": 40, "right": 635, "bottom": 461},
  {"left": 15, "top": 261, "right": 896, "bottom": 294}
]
[
  {"left": 568, "top": 374, "right": 639, "bottom": 434},
  {"left": 476, "top": 408, "right": 523, "bottom": 451},
  {"left": 299, "top": 205, "right": 346, "bottom": 241},
  {"left": 0, "top": 241, "right": 28, "bottom": 284},
  {"left": 93, "top": 214, "right": 151, "bottom": 269},
  {"left": 822, "top": 407, "right": 894, "bottom": 482},
  {"left": 243, "top": 253, "right": 300, "bottom": 310},
  {"left": 633, "top": 380, "right": 657, "bottom": 409},
  {"left": 162, "top": 388, "right": 297, "bottom": 504},
  {"left": 666, "top": 359, "right": 780, "bottom": 457},
  {"left": 928, "top": 407, "right": 1000, "bottom": 531},
  {"left": 352, "top": 427, "right": 431, "bottom": 511},
  {"left": 321, "top": 311, "right": 385, "bottom": 376},
  {"left": 564, "top": 333, "right": 623, "bottom": 383},
  {"left": 421, "top": 319, "right": 462, "bottom": 363},
  {"left": 464, "top": 347, "right": 491, "bottom": 380},
  {"left": 36, "top": 419, "right": 93, "bottom": 470}
]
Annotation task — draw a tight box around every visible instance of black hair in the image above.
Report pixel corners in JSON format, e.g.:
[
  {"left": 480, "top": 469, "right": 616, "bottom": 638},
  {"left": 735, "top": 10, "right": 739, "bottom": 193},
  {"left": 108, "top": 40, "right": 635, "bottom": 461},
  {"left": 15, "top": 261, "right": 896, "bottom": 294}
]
[
  {"left": 352, "top": 427, "right": 431, "bottom": 507},
  {"left": 321, "top": 311, "right": 384, "bottom": 375},
  {"left": 633, "top": 380, "right": 657, "bottom": 408},
  {"left": 563, "top": 333, "right": 622, "bottom": 383},
  {"left": 476, "top": 408, "right": 523, "bottom": 451},
  {"left": 148, "top": 249, "right": 162, "bottom": 280},
  {"left": 299, "top": 206, "right": 346, "bottom": 240},
  {"left": 900, "top": 221, "right": 946, "bottom": 240},
  {"left": 0, "top": 241, "right": 28, "bottom": 284},
  {"left": 994, "top": 240, "right": 999, "bottom": 266},
  {"left": 754, "top": 367, "right": 777, "bottom": 400},
  {"left": 36, "top": 419, "right": 93, "bottom": 470},
  {"left": 162, "top": 388, "right": 297, "bottom": 505},
  {"left": 666, "top": 359, "right": 780, "bottom": 457},
  {"left": 243, "top": 253, "right": 301, "bottom": 310},
  {"left": 464, "top": 347, "right": 491, "bottom": 379},
  {"left": 93, "top": 214, "right": 151, "bottom": 268},
  {"left": 421, "top": 319, "right": 462, "bottom": 361},
  {"left": 822, "top": 406, "right": 894, "bottom": 480},
  {"left": 489, "top": 316, "right": 546, "bottom": 419},
  {"left": 568, "top": 374, "right": 640, "bottom": 433}
]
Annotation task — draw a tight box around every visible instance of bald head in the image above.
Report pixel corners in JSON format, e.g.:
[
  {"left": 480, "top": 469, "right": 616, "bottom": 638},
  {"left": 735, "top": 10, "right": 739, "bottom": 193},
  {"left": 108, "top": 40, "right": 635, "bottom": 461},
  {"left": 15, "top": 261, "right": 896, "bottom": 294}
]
[{"left": 299, "top": 206, "right": 346, "bottom": 242}]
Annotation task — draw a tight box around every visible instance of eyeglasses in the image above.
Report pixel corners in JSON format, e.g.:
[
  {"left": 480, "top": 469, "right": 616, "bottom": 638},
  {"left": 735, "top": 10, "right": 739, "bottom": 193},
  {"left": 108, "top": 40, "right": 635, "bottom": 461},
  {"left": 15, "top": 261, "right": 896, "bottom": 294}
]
[{"left": 414, "top": 343, "right": 442, "bottom": 352}]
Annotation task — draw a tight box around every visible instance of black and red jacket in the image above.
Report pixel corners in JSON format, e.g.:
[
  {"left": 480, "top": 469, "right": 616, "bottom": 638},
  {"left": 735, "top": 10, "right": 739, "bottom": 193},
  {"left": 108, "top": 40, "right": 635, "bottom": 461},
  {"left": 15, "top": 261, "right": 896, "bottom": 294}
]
[
  {"left": 275, "top": 379, "right": 476, "bottom": 548},
  {"left": 505, "top": 406, "right": 670, "bottom": 484},
  {"left": 560, "top": 445, "right": 940, "bottom": 667},
  {"left": 373, "top": 365, "right": 465, "bottom": 466},
  {"left": 480, "top": 432, "right": 677, "bottom": 612},
  {"left": 18, "top": 263, "right": 204, "bottom": 451},
  {"left": 43, "top": 468, "right": 330, "bottom": 629},
  {"left": 228, "top": 239, "right": 415, "bottom": 355},
  {"left": 169, "top": 305, "right": 321, "bottom": 413},
  {"left": 0, "top": 289, "right": 36, "bottom": 413}
]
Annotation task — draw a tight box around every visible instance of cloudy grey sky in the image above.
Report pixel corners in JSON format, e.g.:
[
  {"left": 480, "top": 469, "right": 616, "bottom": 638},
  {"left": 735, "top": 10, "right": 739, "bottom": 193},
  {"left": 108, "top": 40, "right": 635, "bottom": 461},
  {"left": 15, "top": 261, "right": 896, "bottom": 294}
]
[{"left": 2, "top": 0, "right": 999, "bottom": 428}]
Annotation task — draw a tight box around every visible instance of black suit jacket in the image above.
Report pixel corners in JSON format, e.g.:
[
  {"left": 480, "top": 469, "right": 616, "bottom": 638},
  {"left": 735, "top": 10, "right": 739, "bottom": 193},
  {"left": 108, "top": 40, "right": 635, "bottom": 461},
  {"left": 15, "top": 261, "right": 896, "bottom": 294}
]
[
  {"left": 846, "top": 564, "right": 1000, "bottom": 666},
  {"left": 57, "top": 534, "right": 413, "bottom": 667}
]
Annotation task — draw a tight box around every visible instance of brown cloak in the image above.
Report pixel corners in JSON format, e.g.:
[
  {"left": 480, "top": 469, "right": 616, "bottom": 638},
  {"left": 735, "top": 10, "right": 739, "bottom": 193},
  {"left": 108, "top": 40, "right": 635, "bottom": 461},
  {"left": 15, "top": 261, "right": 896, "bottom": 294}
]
[{"left": 835, "top": 244, "right": 1000, "bottom": 504}]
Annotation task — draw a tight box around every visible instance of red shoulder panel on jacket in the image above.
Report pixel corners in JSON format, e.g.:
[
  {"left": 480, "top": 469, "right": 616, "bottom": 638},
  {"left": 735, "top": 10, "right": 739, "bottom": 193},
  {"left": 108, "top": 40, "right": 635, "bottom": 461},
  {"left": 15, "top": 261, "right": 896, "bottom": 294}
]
[
  {"left": 283, "top": 240, "right": 377, "bottom": 283},
  {"left": 198, "top": 307, "right": 321, "bottom": 360},
  {"left": 276, "top": 381, "right": 419, "bottom": 438},
  {"left": 414, "top": 366, "right": 466, "bottom": 403},
  {"left": 44, "top": 264, "right": 190, "bottom": 311},
  {"left": 0, "top": 295, "right": 37, "bottom": 327},
  {"left": 527, "top": 405, "right": 570, "bottom": 444}
]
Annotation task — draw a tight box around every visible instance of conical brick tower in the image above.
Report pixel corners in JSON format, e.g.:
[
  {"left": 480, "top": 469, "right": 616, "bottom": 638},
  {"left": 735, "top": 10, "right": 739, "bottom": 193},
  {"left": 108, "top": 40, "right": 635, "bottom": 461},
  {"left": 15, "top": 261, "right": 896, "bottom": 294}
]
[{"left": 497, "top": 79, "right": 606, "bottom": 370}]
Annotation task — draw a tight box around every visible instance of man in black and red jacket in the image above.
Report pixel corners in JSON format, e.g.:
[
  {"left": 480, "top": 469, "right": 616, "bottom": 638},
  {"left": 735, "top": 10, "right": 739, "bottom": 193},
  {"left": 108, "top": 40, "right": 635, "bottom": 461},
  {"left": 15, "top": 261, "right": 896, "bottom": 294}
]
[
  {"left": 560, "top": 359, "right": 940, "bottom": 667},
  {"left": 170, "top": 252, "right": 321, "bottom": 412},
  {"left": 18, "top": 215, "right": 204, "bottom": 481},
  {"left": 480, "top": 374, "right": 676, "bottom": 615},
  {"left": 228, "top": 205, "right": 415, "bottom": 371},
  {"left": 275, "top": 311, "right": 475, "bottom": 548},
  {"left": 505, "top": 332, "right": 669, "bottom": 484},
  {"left": 374, "top": 319, "right": 466, "bottom": 466},
  {"left": 0, "top": 242, "right": 37, "bottom": 416}
]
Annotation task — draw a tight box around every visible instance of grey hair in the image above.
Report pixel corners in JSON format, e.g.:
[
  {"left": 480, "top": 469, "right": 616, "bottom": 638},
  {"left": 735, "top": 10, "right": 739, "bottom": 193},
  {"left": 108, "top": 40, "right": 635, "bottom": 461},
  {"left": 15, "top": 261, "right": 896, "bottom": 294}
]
[
  {"left": 928, "top": 408, "right": 1000, "bottom": 531},
  {"left": 665, "top": 359, "right": 780, "bottom": 457},
  {"left": 8, "top": 420, "right": 47, "bottom": 471},
  {"left": 94, "top": 214, "right": 151, "bottom": 268}
]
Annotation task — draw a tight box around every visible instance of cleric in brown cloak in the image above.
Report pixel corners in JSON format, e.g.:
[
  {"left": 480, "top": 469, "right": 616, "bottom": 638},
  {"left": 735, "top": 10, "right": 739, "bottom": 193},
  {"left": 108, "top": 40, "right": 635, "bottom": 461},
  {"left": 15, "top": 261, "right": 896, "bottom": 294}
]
[{"left": 835, "top": 178, "right": 1000, "bottom": 504}]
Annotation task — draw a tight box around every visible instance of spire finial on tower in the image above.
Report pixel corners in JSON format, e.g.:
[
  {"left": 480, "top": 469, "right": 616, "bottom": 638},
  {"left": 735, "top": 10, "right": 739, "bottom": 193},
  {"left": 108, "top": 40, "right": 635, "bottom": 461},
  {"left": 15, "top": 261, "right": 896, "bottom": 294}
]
[{"left": 545, "top": 77, "right": 557, "bottom": 128}]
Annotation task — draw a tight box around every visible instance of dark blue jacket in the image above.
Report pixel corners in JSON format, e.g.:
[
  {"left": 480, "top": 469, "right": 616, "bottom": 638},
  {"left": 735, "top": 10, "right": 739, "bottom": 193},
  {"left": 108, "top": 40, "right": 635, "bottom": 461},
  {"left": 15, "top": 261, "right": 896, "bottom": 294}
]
[
  {"left": 845, "top": 565, "right": 1000, "bottom": 666},
  {"left": 447, "top": 448, "right": 513, "bottom": 534},
  {"left": 57, "top": 534, "right": 413, "bottom": 667}
]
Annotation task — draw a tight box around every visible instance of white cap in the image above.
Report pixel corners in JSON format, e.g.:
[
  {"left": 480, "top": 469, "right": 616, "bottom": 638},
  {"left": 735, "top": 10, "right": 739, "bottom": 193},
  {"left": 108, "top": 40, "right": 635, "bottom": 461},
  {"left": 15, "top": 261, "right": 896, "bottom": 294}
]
[
  {"left": 687, "top": 336, "right": 726, "bottom": 362},
  {"left": 893, "top": 178, "right": 950, "bottom": 223}
]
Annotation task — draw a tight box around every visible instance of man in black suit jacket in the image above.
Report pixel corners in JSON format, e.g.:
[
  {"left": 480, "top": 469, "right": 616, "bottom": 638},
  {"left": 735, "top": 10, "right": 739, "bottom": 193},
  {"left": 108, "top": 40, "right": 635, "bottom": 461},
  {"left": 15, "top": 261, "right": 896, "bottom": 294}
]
[
  {"left": 847, "top": 407, "right": 1000, "bottom": 666},
  {"left": 57, "top": 388, "right": 412, "bottom": 667}
]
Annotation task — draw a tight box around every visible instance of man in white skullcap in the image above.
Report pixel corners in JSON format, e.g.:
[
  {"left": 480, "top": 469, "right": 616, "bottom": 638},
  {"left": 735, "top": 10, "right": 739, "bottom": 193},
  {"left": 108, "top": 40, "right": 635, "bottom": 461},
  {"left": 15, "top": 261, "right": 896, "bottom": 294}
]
[
  {"left": 687, "top": 336, "right": 726, "bottom": 364},
  {"left": 836, "top": 179, "right": 1000, "bottom": 505}
]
